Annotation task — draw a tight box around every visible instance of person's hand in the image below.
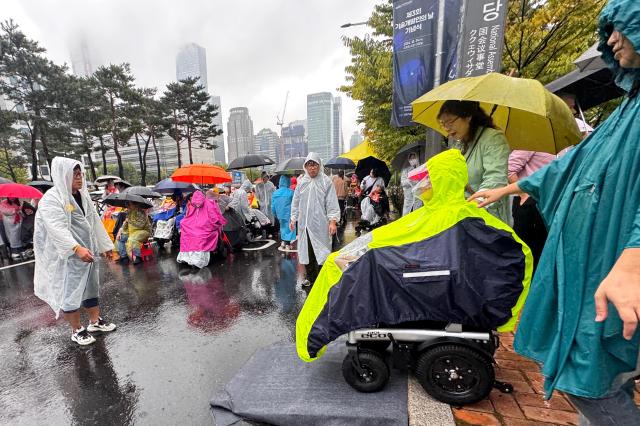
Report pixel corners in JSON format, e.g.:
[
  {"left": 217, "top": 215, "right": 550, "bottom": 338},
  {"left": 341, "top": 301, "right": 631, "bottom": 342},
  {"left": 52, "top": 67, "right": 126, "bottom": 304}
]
[
  {"left": 595, "top": 248, "right": 640, "bottom": 340},
  {"left": 101, "top": 251, "right": 113, "bottom": 261},
  {"left": 329, "top": 221, "right": 337, "bottom": 236},
  {"left": 468, "top": 187, "right": 507, "bottom": 208},
  {"left": 75, "top": 246, "right": 95, "bottom": 263},
  {"left": 289, "top": 220, "right": 296, "bottom": 232}
]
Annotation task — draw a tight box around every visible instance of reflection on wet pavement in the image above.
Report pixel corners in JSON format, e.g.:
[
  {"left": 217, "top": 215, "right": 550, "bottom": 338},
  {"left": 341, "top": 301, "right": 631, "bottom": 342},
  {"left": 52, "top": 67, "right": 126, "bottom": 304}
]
[{"left": 0, "top": 223, "right": 358, "bottom": 425}]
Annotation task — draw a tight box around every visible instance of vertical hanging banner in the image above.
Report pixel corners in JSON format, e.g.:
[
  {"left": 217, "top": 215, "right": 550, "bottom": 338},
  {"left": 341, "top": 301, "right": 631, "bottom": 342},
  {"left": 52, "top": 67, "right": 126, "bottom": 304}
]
[
  {"left": 391, "top": 0, "right": 462, "bottom": 128},
  {"left": 458, "top": 0, "right": 508, "bottom": 78}
]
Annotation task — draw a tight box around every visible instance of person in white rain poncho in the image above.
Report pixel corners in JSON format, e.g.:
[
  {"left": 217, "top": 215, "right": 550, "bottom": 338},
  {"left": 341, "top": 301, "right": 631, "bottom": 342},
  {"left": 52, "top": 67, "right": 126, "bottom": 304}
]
[
  {"left": 255, "top": 171, "right": 276, "bottom": 223},
  {"left": 290, "top": 152, "right": 340, "bottom": 287},
  {"left": 228, "top": 180, "right": 254, "bottom": 222},
  {"left": 400, "top": 152, "right": 423, "bottom": 216},
  {"left": 34, "top": 157, "right": 116, "bottom": 346}
]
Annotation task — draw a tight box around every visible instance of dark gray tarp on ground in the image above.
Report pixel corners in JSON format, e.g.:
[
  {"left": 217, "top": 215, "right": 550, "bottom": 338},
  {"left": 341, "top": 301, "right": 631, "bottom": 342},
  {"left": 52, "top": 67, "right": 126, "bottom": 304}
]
[{"left": 210, "top": 342, "right": 407, "bottom": 426}]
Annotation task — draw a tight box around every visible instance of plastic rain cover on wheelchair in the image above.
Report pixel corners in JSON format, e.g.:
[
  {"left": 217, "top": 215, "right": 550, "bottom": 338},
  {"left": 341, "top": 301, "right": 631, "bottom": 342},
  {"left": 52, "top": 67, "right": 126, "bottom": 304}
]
[{"left": 296, "top": 149, "right": 533, "bottom": 362}]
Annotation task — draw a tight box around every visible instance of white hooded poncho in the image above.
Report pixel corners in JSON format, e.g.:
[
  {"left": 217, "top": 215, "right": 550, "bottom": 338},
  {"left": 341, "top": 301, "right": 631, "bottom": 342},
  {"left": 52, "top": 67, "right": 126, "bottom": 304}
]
[
  {"left": 33, "top": 157, "right": 113, "bottom": 317},
  {"left": 290, "top": 152, "right": 340, "bottom": 265}
]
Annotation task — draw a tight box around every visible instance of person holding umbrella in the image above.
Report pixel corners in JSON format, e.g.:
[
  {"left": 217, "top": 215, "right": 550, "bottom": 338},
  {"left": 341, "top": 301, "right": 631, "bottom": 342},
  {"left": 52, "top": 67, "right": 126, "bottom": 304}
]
[
  {"left": 34, "top": 158, "right": 115, "bottom": 346},
  {"left": 469, "top": 2, "right": 640, "bottom": 423},
  {"left": 360, "top": 168, "right": 386, "bottom": 197},
  {"left": 0, "top": 197, "right": 23, "bottom": 260},
  {"left": 437, "top": 100, "right": 511, "bottom": 223},
  {"left": 290, "top": 152, "right": 340, "bottom": 287}
]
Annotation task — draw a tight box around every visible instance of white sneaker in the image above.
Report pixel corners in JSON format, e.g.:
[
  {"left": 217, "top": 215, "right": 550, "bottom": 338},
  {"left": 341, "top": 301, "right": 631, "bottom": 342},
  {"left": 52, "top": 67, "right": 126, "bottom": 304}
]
[
  {"left": 280, "top": 241, "right": 286, "bottom": 248},
  {"left": 87, "top": 318, "right": 117, "bottom": 333},
  {"left": 301, "top": 279, "right": 312, "bottom": 288},
  {"left": 71, "top": 327, "right": 96, "bottom": 345}
]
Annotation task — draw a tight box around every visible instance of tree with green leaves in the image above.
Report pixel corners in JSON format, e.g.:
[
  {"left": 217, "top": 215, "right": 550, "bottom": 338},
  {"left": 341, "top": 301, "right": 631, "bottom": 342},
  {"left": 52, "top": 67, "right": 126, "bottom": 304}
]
[
  {"left": 340, "top": 1, "right": 424, "bottom": 162},
  {"left": 93, "top": 63, "right": 136, "bottom": 178},
  {"left": 0, "top": 20, "right": 68, "bottom": 178},
  {"left": 0, "top": 110, "right": 27, "bottom": 182},
  {"left": 503, "top": 0, "right": 607, "bottom": 83},
  {"left": 161, "top": 77, "right": 221, "bottom": 167}
]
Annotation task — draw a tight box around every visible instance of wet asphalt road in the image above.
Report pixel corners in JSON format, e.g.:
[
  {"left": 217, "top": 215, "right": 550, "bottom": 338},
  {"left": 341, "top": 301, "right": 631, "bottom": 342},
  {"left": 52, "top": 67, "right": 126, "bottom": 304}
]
[{"left": 0, "top": 225, "right": 358, "bottom": 426}]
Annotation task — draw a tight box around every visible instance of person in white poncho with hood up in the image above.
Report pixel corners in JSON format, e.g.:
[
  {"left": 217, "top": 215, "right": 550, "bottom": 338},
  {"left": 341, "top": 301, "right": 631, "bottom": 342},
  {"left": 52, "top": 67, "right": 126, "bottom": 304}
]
[
  {"left": 34, "top": 157, "right": 116, "bottom": 346},
  {"left": 290, "top": 152, "right": 340, "bottom": 287}
]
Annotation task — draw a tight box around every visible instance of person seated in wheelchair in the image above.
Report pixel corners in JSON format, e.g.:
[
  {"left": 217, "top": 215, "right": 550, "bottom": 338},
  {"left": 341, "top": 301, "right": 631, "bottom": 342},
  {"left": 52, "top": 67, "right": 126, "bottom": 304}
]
[
  {"left": 177, "top": 190, "right": 226, "bottom": 269},
  {"left": 357, "top": 186, "right": 389, "bottom": 232},
  {"left": 296, "top": 149, "right": 533, "bottom": 364},
  {"left": 115, "top": 202, "right": 152, "bottom": 265}
]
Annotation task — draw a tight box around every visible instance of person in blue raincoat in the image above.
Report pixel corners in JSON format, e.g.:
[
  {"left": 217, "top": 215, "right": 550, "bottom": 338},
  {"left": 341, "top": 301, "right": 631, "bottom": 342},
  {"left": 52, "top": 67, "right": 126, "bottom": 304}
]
[
  {"left": 470, "top": 2, "right": 640, "bottom": 423},
  {"left": 271, "top": 175, "right": 296, "bottom": 250}
]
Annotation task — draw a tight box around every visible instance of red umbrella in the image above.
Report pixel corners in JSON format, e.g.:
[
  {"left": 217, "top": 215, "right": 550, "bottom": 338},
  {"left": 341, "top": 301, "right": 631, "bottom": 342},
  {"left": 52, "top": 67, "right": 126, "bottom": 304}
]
[
  {"left": 171, "top": 164, "right": 232, "bottom": 185},
  {"left": 0, "top": 183, "right": 44, "bottom": 199}
]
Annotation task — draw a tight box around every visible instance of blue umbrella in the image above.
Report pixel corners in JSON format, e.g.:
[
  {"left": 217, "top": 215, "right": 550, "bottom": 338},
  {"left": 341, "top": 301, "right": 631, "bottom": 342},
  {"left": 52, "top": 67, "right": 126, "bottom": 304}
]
[
  {"left": 153, "top": 178, "right": 199, "bottom": 195},
  {"left": 325, "top": 157, "right": 356, "bottom": 170}
]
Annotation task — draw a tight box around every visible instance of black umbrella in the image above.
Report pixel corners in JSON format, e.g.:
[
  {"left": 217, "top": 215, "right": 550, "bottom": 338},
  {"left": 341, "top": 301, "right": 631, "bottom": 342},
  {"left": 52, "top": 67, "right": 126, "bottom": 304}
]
[
  {"left": 355, "top": 156, "right": 391, "bottom": 186},
  {"left": 95, "top": 175, "right": 120, "bottom": 184},
  {"left": 152, "top": 178, "right": 198, "bottom": 195},
  {"left": 28, "top": 180, "right": 54, "bottom": 193},
  {"left": 227, "top": 154, "right": 275, "bottom": 170},
  {"left": 545, "top": 66, "right": 624, "bottom": 111},
  {"left": 114, "top": 178, "right": 132, "bottom": 188},
  {"left": 103, "top": 192, "right": 153, "bottom": 209},
  {"left": 274, "top": 157, "right": 306, "bottom": 175},
  {"left": 574, "top": 42, "right": 605, "bottom": 72},
  {"left": 391, "top": 142, "right": 425, "bottom": 170},
  {"left": 325, "top": 157, "right": 356, "bottom": 170},
  {"left": 121, "top": 186, "right": 162, "bottom": 199}
]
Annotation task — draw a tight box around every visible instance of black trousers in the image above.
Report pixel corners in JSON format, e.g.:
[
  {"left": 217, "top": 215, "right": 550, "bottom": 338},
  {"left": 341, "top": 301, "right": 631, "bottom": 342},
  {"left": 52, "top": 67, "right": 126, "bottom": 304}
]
[
  {"left": 512, "top": 196, "right": 548, "bottom": 270},
  {"left": 305, "top": 234, "right": 321, "bottom": 283}
]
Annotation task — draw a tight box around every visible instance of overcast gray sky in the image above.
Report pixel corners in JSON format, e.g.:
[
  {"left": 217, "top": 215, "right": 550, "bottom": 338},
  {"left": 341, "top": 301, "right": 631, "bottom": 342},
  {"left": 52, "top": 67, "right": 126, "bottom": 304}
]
[{"left": 1, "top": 0, "right": 372, "bottom": 155}]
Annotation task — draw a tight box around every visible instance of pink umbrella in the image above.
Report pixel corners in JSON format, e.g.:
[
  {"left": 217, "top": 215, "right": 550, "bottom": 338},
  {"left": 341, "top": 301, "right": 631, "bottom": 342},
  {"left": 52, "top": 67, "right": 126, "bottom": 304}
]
[{"left": 0, "top": 183, "right": 43, "bottom": 199}]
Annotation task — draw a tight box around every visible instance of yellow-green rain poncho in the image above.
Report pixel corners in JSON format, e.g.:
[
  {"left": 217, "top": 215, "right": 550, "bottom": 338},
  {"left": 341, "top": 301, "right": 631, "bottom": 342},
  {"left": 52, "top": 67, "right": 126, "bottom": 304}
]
[{"left": 296, "top": 149, "right": 532, "bottom": 362}]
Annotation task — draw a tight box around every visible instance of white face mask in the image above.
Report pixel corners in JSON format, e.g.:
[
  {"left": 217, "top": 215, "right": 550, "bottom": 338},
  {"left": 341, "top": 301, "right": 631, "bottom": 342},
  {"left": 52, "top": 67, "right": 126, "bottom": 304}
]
[{"left": 409, "top": 158, "right": 419, "bottom": 167}]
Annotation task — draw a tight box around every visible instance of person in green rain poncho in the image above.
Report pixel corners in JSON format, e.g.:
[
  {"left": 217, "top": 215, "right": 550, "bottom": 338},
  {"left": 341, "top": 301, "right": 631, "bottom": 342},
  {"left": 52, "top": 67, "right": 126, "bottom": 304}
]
[{"left": 470, "top": 1, "right": 640, "bottom": 423}]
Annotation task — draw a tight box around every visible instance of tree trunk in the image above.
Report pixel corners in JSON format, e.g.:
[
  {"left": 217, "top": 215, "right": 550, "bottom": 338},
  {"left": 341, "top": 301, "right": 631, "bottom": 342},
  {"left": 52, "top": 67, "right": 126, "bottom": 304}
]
[
  {"left": 173, "top": 109, "right": 182, "bottom": 168},
  {"left": 29, "top": 123, "right": 39, "bottom": 179},
  {"left": 98, "top": 134, "right": 108, "bottom": 174},
  {"left": 143, "top": 134, "right": 152, "bottom": 183},
  {"left": 39, "top": 123, "right": 53, "bottom": 171},
  {"left": 83, "top": 131, "right": 97, "bottom": 181},
  {"left": 134, "top": 132, "right": 146, "bottom": 186},
  {"left": 188, "top": 136, "right": 193, "bottom": 164},
  {"left": 151, "top": 134, "right": 161, "bottom": 180},
  {"left": 2, "top": 145, "right": 17, "bottom": 181},
  {"left": 109, "top": 93, "right": 124, "bottom": 177}
]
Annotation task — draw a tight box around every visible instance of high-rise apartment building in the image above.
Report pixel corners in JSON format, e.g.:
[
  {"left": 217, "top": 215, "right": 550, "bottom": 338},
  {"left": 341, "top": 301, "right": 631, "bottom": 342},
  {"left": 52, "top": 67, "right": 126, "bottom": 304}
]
[
  {"left": 227, "top": 107, "right": 254, "bottom": 162},
  {"left": 254, "top": 128, "right": 279, "bottom": 170},
  {"left": 279, "top": 121, "right": 307, "bottom": 161},
  {"left": 209, "top": 95, "right": 226, "bottom": 164},
  {"left": 349, "top": 131, "right": 364, "bottom": 150},
  {"left": 332, "top": 96, "right": 344, "bottom": 157},
  {"left": 306, "top": 93, "right": 333, "bottom": 162},
  {"left": 69, "top": 37, "right": 95, "bottom": 77},
  {"left": 176, "top": 43, "right": 208, "bottom": 90}
]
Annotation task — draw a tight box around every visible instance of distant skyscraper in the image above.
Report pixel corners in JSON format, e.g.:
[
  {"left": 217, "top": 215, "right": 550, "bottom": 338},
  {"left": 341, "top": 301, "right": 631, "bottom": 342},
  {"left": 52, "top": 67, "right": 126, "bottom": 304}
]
[
  {"left": 69, "top": 38, "right": 94, "bottom": 77},
  {"left": 254, "top": 128, "right": 279, "bottom": 170},
  {"left": 227, "top": 107, "right": 254, "bottom": 162},
  {"left": 307, "top": 92, "right": 333, "bottom": 162},
  {"left": 332, "top": 96, "right": 344, "bottom": 157},
  {"left": 279, "top": 120, "right": 307, "bottom": 162},
  {"left": 210, "top": 95, "right": 226, "bottom": 164},
  {"left": 176, "top": 43, "right": 208, "bottom": 90},
  {"left": 350, "top": 131, "right": 364, "bottom": 150}
]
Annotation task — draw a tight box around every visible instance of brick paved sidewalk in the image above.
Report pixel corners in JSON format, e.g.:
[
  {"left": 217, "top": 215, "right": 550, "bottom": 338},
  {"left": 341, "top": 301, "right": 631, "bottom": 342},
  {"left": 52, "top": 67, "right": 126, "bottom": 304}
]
[{"left": 452, "top": 332, "right": 640, "bottom": 426}]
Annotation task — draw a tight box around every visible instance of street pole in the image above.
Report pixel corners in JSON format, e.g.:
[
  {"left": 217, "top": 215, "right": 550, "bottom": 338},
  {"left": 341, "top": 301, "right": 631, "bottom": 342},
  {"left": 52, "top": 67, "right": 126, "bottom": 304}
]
[{"left": 425, "top": 0, "right": 449, "bottom": 161}]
